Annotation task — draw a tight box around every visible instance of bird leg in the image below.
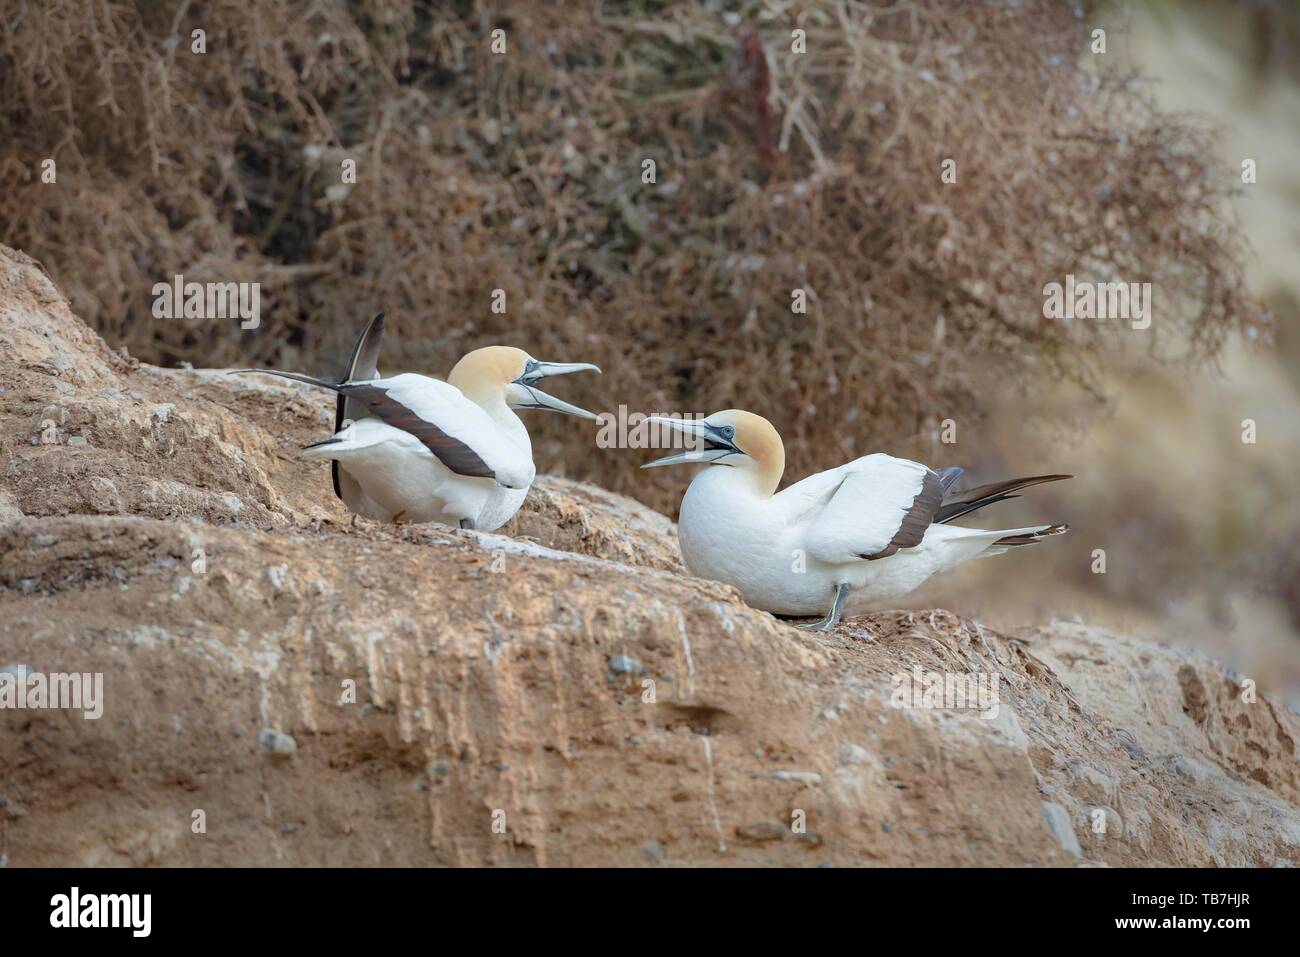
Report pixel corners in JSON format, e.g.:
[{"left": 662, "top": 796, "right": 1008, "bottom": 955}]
[
  {"left": 392, "top": 510, "right": 406, "bottom": 524},
  {"left": 796, "top": 582, "right": 849, "bottom": 632},
  {"left": 459, "top": 518, "right": 475, "bottom": 531}
]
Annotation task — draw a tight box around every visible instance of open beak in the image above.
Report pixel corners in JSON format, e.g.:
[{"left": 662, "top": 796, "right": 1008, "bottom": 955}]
[
  {"left": 640, "top": 416, "right": 737, "bottom": 468},
  {"left": 510, "top": 359, "right": 602, "bottom": 420}
]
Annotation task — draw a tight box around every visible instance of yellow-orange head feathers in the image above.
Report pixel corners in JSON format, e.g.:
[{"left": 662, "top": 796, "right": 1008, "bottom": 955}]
[{"left": 707, "top": 409, "right": 785, "bottom": 494}]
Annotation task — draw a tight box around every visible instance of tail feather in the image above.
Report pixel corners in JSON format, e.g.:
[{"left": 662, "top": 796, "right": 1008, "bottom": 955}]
[
  {"left": 302, "top": 436, "right": 343, "bottom": 451},
  {"left": 994, "top": 523, "right": 1069, "bottom": 546},
  {"left": 966, "top": 522, "right": 1069, "bottom": 560},
  {"left": 299, "top": 419, "right": 395, "bottom": 462},
  {"left": 937, "top": 474, "right": 1072, "bottom": 523}
]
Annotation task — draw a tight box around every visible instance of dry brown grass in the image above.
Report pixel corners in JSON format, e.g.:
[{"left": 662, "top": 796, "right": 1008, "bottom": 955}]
[{"left": 0, "top": 0, "right": 1267, "bottom": 514}]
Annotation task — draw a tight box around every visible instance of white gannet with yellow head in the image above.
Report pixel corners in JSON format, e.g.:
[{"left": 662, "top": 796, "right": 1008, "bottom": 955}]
[
  {"left": 643, "top": 410, "right": 1070, "bottom": 630},
  {"left": 234, "top": 314, "right": 599, "bottom": 530}
]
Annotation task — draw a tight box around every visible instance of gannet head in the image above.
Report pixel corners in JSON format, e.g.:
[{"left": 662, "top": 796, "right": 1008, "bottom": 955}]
[
  {"left": 449, "top": 346, "right": 601, "bottom": 420},
  {"left": 640, "top": 409, "right": 785, "bottom": 495}
]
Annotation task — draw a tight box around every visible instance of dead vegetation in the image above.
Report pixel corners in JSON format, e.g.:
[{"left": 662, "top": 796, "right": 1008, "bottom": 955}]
[{"left": 0, "top": 0, "right": 1268, "bottom": 513}]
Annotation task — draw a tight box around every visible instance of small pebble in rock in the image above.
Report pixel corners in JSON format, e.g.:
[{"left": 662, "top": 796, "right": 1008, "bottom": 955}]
[
  {"left": 736, "top": 820, "right": 786, "bottom": 843},
  {"left": 838, "top": 742, "right": 871, "bottom": 765},
  {"left": 608, "top": 655, "right": 642, "bottom": 675},
  {"left": 258, "top": 728, "right": 297, "bottom": 755}
]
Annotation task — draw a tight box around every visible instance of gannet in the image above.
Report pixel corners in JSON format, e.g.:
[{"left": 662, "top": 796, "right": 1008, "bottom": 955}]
[
  {"left": 642, "top": 410, "right": 1070, "bottom": 630},
  {"left": 234, "top": 314, "right": 600, "bottom": 530}
]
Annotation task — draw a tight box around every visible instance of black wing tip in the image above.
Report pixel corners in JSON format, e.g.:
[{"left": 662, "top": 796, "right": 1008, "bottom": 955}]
[
  {"left": 936, "top": 472, "right": 1073, "bottom": 524},
  {"left": 344, "top": 312, "right": 386, "bottom": 384}
]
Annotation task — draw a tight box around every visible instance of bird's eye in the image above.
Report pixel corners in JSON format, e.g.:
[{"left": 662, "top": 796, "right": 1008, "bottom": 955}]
[{"left": 722, "top": 425, "right": 736, "bottom": 440}]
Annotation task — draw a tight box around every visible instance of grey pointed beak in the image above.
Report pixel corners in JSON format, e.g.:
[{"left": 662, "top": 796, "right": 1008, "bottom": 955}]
[
  {"left": 511, "top": 359, "right": 602, "bottom": 420},
  {"left": 526, "top": 361, "right": 601, "bottom": 379},
  {"left": 640, "top": 416, "right": 735, "bottom": 468},
  {"left": 512, "top": 386, "right": 600, "bottom": 420}
]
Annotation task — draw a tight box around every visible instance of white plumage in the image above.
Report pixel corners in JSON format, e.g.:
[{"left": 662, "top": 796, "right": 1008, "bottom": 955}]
[
  {"left": 235, "top": 315, "right": 599, "bottom": 531},
  {"left": 300, "top": 375, "right": 534, "bottom": 527},
  {"left": 796, "top": 454, "right": 932, "bottom": 564},
  {"left": 644, "top": 410, "right": 1069, "bottom": 629},
  {"left": 365, "top": 373, "right": 535, "bottom": 489}
]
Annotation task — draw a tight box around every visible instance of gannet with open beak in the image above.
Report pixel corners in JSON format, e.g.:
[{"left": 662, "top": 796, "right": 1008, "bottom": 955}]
[
  {"left": 234, "top": 315, "right": 600, "bottom": 530},
  {"left": 643, "top": 410, "right": 1070, "bottom": 630}
]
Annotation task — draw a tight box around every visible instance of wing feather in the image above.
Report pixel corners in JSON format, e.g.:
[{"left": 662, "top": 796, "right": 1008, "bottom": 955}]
[
  {"left": 935, "top": 473, "right": 1071, "bottom": 523},
  {"left": 340, "top": 374, "right": 533, "bottom": 487},
  {"left": 803, "top": 455, "right": 944, "bottom": 563},
  {"left": 334, "top": 313, "right": 385, "bottom": 500}
]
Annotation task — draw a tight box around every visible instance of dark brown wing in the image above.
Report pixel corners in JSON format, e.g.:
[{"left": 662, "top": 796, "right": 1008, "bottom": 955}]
[
  {"left": 861, "top": 468, "right": 945, "bottom": 560},
  {"left": 339, "top": 382, "right": 496, "bottom": 480}
]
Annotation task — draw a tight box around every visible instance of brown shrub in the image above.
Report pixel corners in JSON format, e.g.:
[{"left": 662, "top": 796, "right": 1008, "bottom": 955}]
[{"left": 0, "top": 0, "right": 1267, "bottom": 514}]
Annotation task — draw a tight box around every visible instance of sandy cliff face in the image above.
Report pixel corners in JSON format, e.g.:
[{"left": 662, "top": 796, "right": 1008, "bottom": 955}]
[{"left": 1, "top": 245, "right": 1297, "bottom": 866}]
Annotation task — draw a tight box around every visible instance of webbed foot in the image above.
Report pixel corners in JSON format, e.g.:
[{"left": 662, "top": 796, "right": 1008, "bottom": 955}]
[{"left": 794, "top": 582, "right": 850, "bottom": 632}]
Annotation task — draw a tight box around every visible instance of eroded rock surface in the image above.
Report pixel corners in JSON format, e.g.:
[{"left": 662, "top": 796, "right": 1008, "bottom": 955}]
[{"left": 2, "top": 245, "right": 1297, "bottom": 866}]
